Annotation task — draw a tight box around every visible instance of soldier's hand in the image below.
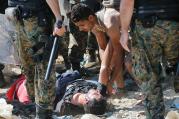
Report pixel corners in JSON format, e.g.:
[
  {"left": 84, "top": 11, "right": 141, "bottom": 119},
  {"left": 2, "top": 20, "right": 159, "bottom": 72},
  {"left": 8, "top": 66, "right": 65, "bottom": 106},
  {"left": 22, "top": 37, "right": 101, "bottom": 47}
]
[
  {"left": 53, "top": 19, "right": 66, "bottom": 36},
  {"left": 53, "top": 26, "right": 66, "bottom": 36},
  {"left": 120, "top": 31, "right": 130, "bottom": 52}
]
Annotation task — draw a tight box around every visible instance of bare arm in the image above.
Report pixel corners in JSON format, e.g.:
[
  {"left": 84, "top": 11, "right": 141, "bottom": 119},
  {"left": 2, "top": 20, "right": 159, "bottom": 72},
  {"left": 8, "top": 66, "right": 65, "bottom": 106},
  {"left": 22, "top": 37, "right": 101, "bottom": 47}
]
[
  {"left": 102, "top": 11, "right": 125, "bottom": 92},
  {"left": 106, "top": 16, "right": 124, "bottom": 75},
  {"left": 46, "top": 0, "right": 62, "bottom": 20},
  {"left": 46, "top": 0, "right": 66, "bottom": 36},
  {"left": 120, "top": 0, "right": 134, "bottom": 52},
  {"left": 120, "top": 0, "right": 134, "bottom": 33},
  {"left": 104, "top": 10, "right": 121, "bottom": 66},
  {"left": 91, "top": 29, "right": 110, "bottom": 86}
]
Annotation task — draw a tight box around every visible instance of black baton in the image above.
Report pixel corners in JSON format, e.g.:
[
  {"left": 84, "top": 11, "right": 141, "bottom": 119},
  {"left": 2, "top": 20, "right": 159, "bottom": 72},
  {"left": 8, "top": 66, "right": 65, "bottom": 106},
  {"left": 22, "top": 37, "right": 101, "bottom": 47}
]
[{"left": 44, "top": 36, "right": 61, "bottom": 81}]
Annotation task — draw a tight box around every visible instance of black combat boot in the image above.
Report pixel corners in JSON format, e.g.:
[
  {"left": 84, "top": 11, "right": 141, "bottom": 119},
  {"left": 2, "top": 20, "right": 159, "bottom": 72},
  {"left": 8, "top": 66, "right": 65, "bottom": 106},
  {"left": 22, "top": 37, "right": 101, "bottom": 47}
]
[{"left": 35, "top": 104, "right": 53, "bottom": 119}]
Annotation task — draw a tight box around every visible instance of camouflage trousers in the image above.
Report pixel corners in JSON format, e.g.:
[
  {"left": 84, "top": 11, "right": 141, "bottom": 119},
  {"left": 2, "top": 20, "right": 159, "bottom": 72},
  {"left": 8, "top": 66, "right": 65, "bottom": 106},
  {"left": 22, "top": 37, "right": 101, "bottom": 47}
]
[
  {"left": 131, "top": 20, "right": 179, "bottom": 119},
  {"left": 14, "top": 16, "right": 56, "bottom": 110}
]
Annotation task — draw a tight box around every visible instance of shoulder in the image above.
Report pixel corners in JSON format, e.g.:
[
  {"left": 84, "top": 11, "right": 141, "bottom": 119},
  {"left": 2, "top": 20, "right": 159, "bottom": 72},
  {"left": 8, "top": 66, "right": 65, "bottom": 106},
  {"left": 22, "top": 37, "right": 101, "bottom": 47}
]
[
  {"left": 104, "top": 8, "right": 120, "bottom": 19},
  {"left": 103, "top": 8, "right": 120, "bottom": 29}
]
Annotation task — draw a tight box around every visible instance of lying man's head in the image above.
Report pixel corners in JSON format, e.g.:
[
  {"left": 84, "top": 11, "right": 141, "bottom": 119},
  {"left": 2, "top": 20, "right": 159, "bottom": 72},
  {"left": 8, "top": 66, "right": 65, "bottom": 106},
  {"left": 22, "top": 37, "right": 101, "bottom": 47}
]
[
  {"left": 83, "top": 89, "right": 107, "bottom": 115},
  {"left": 71, "top": 3, "right": 96, "bottom": 32}
]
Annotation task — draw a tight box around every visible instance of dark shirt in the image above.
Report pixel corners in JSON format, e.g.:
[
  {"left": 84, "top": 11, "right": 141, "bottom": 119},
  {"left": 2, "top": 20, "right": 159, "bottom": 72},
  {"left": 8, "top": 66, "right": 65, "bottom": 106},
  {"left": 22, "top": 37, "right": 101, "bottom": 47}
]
[
  {"left": 54, "top": 71, "right": 106, "bottom": 107},
  {"left": 63, "top": 79, "right": 103, "bottom": 103}
]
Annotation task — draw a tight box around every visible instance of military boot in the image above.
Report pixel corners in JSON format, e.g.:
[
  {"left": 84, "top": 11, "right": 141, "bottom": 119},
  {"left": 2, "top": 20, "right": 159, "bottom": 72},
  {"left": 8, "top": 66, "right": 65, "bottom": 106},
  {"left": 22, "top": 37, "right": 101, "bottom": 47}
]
[{"left": 35, "top": 104, "right": 53, "bottom": 119}]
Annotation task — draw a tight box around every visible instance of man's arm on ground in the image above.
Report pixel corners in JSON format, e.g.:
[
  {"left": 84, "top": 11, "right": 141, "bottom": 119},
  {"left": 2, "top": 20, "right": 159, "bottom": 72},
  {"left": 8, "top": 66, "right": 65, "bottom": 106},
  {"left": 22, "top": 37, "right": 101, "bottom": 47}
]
[
  {"left": 120, "top": 0, "right": 134, "bottom": 52},
  {"left": 92, "top": 29, "right": 110, "bottom": 86}
]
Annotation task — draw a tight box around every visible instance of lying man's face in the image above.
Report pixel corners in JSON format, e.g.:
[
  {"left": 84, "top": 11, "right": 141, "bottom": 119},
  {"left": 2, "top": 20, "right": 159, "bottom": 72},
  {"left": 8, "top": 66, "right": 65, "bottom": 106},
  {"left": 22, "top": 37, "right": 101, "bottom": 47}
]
[
  {"left": 83, "top": 88, "right": 107, "bottom": 115},
  {"left": 74, "top": 15, "right": 95, "bottom": 32},
  {"left": 85, "top": 88, "right": 102, "bottom": 102}
]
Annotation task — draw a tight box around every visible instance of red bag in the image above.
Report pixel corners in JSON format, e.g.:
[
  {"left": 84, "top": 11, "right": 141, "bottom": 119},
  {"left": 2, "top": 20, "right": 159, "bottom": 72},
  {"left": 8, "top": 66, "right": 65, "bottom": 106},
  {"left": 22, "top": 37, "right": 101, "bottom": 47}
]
[{"left": 6, "top": 74, "right": 30, "bottom": 104}]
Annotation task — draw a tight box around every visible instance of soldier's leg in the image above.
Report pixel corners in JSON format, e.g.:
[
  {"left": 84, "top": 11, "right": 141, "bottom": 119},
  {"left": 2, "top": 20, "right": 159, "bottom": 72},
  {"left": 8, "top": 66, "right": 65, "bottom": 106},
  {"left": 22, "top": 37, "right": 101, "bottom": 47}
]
[
  {"left": 15, "top": 19, "right": 36, "bottom": 101},
  {"left": 22, "top": 17, "right": 56, "bottom": 118},
  {"left": 0, "top": 63, "right": 5, "bottom": 88},
  {"left": 58, "top": 32, "right": 71, "bottom": 70},
  {"left": 131, "top": 21, "right": 165, "bottom": 119},
  {"left": 132, "top": 48, "right": 165, "bottom": 119},
  {"left": 163, "top": 21, "right": 179, "bottom": 93},
  {"left": 69, "top": 20, "right": 87, "bottom": 71},
  {"left": 33, "top": 36, "right": 56, "bottom": 119},
  {"left": 34, "top": 61, "right": 56, "bottom": 119}
]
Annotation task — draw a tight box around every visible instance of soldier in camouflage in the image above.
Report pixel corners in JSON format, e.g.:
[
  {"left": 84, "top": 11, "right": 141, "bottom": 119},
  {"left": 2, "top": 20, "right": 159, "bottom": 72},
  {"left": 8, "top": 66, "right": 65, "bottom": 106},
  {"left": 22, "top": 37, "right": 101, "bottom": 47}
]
[
  {"left": 6, "top": 0, "right": 57, "bottom": 118},
  {"left": 120, "top": 0, "right": 179, "bottom": 119}
]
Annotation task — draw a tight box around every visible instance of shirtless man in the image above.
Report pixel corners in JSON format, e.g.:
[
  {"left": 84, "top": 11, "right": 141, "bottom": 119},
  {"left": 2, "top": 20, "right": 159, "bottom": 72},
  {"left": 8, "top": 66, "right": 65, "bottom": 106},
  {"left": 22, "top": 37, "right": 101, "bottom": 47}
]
[{"left": 71, "top": 3, "right": 125, "bottom": 95}]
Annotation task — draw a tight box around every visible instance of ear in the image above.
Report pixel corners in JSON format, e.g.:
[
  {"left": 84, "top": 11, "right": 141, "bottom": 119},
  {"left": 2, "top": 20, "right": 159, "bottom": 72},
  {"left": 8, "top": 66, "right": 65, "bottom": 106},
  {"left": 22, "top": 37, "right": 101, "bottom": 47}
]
[{"left": 88, "top": 15, "right": 94, "bottom": 22}]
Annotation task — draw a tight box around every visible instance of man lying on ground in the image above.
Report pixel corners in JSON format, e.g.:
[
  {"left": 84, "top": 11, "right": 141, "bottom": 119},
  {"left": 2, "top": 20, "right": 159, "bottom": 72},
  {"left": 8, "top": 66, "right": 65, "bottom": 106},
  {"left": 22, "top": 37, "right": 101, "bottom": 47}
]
[{"left": 54, "top": 70, "right": 107, "bottom": 115}]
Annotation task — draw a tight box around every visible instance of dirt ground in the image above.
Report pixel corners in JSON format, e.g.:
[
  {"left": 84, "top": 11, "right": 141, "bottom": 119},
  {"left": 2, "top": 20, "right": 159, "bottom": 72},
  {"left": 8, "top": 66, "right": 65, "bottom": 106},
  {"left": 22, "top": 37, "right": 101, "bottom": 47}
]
[{"left": 0, "top": 63, "right": 179, "bottom": 119}]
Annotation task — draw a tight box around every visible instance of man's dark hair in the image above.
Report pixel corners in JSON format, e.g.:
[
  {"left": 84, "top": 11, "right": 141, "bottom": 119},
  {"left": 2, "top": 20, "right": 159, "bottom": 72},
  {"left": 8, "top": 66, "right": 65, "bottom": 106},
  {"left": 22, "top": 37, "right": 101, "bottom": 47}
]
[
  {"left": 71, "top": 3, "right": 95, "bottom": 23},
  {"left": 83, "top": 97, "right": 107, "bottom": 115}
]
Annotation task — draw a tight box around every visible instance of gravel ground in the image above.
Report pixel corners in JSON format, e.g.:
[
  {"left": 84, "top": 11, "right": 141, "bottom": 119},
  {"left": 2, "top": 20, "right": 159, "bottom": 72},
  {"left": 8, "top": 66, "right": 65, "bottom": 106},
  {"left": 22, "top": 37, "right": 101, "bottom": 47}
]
[{"left": 0, "top": 64, "right": 179, "bottom": 119}]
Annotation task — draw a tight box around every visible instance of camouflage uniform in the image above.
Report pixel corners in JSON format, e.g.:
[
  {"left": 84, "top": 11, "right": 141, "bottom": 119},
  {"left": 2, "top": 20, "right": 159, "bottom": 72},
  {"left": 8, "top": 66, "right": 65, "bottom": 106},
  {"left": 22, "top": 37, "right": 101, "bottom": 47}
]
[
  {"left": 131, "top": 20, "right": 179, "bottom": 119},
  {"left": 6, "top": 2, "right": 56, "bottom": 115},
  {"left": 15, "top": 16, "right": 56, "bottom": 110}
]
